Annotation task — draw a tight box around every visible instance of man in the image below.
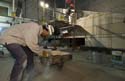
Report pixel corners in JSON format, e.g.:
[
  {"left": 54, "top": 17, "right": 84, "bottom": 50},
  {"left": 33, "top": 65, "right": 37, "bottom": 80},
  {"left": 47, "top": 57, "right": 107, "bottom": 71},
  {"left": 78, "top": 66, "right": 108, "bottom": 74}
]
[{"left": 0, "top": 22, "right": 54, "bottom": 81}]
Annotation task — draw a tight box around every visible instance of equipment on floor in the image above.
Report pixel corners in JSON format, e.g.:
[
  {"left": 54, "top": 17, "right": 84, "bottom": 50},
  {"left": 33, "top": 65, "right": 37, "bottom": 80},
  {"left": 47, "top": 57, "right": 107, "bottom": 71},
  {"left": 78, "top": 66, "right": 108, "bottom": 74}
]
[{"left": 40, "top": 50, "right": 72, "bottom": 70}]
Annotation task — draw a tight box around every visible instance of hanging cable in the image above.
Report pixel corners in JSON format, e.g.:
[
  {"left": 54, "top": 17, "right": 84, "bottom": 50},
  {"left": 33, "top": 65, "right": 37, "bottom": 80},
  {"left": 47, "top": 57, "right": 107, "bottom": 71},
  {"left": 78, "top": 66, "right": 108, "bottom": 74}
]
[
  {"left": 37, "top": 0, "right": 40, "bottom": 24},
  {"left": 16, "top": 0, "right": 23, "bottom": 17},
  {"left": 24, "top": 0, "right": 26, "bottom": 17}
]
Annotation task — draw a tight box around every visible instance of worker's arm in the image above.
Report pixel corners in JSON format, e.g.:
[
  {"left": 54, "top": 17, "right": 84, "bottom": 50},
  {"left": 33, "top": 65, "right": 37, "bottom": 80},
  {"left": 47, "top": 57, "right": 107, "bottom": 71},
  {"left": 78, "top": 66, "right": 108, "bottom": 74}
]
[{"left": 24, "top": 23, "right": 48, "bottom": 56}]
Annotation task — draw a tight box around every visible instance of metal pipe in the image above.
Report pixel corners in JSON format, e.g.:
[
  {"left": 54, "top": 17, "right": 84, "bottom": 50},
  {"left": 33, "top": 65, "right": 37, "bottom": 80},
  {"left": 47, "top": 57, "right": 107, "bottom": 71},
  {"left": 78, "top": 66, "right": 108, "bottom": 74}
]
[{"left": 12, "top": 0, "right": 15, "bottom": 12}]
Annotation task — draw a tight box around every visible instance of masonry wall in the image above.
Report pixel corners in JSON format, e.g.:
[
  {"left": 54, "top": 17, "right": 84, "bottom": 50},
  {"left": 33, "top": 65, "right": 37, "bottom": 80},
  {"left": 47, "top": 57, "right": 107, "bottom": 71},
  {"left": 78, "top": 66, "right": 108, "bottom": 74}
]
[
  {"left": 0, "top": 1, "right": 12, "bottom": 22},
  {"left": 77, "top": 11, "right": 125, "bottom": 49},
  {"left": 22, "top": 0, "right": 52, "bottom": 22},
  {"left": 22, "top": 0, "right": 40, "bottom": 20},
  {"left": 76, "top": 0, "right": 125, "bottom": 14}
]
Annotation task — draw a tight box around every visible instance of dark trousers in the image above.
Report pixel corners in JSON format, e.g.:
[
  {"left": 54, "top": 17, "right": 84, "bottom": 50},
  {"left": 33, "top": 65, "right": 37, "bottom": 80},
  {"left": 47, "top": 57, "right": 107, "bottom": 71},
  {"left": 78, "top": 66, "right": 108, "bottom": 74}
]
[{"left": 5, "top": 43, "right": 34, "bottom": 81}]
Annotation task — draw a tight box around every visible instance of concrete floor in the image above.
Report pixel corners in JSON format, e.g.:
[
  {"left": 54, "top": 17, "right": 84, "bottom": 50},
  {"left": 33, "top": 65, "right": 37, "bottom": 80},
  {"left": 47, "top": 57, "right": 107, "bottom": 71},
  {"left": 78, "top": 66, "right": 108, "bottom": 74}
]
[{"left": 0, "top": 54, "right": 125, "bottom": 81}]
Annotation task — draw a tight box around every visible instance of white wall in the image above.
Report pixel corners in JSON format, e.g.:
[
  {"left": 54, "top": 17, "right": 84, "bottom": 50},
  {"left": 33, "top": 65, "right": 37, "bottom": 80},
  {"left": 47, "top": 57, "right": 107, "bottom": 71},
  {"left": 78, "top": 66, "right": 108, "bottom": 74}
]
[
  {"left": 77, "top": 11, "right": 125, "bottom": 49},
  {"left": 0, "top": 1, "right": 12, "bottom": 16},
  {"left": 0, "top": 1, "right": 12, "bottom": 34},
  {"left": 0, "top": 1, "right": 12, "bottom": 23}
]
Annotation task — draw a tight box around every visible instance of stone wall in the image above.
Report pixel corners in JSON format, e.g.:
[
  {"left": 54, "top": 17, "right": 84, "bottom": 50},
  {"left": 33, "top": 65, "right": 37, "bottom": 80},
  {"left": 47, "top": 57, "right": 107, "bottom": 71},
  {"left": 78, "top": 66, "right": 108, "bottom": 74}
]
[{"left": 77, "top": 11, "right": 125, "bottom": 49}]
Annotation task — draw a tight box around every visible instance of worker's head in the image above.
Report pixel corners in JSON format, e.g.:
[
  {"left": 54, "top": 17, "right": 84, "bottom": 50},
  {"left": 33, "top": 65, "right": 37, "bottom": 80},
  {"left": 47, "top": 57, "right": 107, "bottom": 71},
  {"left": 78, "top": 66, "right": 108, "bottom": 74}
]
[
  {"left": 41, "top": 26, "right": 71, "bottom": 37},
  {"left": 41, "top": 24, "right": 54, "bottom": 37}
]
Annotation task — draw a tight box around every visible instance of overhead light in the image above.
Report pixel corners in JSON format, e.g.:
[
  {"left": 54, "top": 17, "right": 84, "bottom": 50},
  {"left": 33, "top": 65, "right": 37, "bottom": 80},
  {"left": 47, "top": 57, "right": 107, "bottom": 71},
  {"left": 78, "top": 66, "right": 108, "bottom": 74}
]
[
  {"left": 45, "top": 3, "right": 49, "bottom": 8},
  {"left": 40, "top": 1, "right": 49, "bottom": 8},
  {"left": 40, "top": 1, "right": 44, "bottom": 7}
]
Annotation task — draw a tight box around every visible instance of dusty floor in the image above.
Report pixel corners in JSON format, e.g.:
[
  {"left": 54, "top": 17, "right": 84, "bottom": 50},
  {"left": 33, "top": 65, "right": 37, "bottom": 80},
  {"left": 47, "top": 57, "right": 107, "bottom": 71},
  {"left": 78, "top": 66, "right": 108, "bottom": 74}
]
[{"left": 0, "top": 54, "right": 125, "bottom": 81}]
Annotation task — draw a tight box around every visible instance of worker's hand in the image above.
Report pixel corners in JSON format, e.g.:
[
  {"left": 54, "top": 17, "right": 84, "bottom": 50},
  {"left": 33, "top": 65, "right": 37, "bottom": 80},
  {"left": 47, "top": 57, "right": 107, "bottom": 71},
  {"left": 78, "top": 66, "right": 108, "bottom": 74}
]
[{"left": 42, "top": 49, "right": 52, "bottom": 57}]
